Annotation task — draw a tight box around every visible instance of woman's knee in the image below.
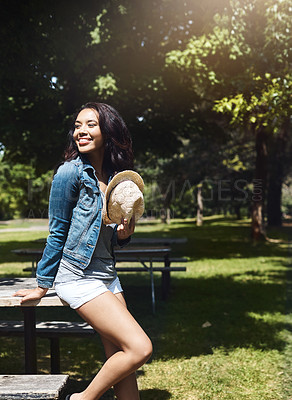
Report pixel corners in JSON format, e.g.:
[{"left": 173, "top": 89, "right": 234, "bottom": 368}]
[
  {"left": 130, "top": 335, "right": 153, "bottom": 367},
  {"left": 139, "top": 336, "right": 153, "bottom": 362}
]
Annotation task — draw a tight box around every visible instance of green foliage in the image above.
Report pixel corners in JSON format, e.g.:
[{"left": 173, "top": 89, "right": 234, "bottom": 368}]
[
  {"left": 1, "top": 0, "right": 291, "bottom": 223},
  {"left": 90, "top": 9, "right": 108, "bottom": 45},
  {"left": 0, "top": 161, "right": 52, "bottom": 220},
  {"left": 165, "top": 0, "right": 292, "bottom": 226},
  {"left": 166, "top": 0, "right": 291, "bottom": 98},
  {"left": 1, "top": 0, "right": 231, "bottom": 169},
  {"left": 214, "top": 73, "right": 292, "bottom": 133},
  {"left": 139, "top": 153, "right": 253, "bottom": 220},
  {"left": 0, "top": 1, "right": 106, "bottom": 170},
  {"left": 93, "top": 73, "right": 118, "bottom": 98}
]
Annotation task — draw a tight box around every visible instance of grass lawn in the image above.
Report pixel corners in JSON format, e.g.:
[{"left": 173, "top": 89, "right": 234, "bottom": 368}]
[{"left": 0, "top": 216, "right": 291, "bottom": 399}]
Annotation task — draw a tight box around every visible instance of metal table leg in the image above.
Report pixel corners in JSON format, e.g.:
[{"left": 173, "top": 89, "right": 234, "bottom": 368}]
[
  {"left": 138, "top": 257, "right": 156, "bottom": 314},
  {"left": 22, "top": 307, "right": 37, "bottom": 373},
  {"left": 149, "top": 259, "right": 155, "bottom": 314}
]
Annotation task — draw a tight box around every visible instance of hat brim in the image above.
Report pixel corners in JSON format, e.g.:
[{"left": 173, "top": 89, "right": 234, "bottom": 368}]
[
  {"left": 106, "top": 170, "right": 144, "bottom": 195},
  {"left": 102, "top": 170, "right": 144, "bottom": 225}
]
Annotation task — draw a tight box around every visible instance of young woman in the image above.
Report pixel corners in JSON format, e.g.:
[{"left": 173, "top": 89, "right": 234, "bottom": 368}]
[{"left": 14, "top": 102, "right": 152, "bottom": 400}]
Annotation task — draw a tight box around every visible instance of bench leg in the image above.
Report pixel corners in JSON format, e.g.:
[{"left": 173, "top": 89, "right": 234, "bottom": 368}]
[
  {"left": 31, "top": 259, "right": 37, "bottom": 277},
  {"left": 22, "top": 307, "right": 37, "bottom": 374},
  {"left": 161, "top": 270, "right": 171, "bottom": 300},
  {"left": 162, "top": 255, "right": 171, "bottom": 300},
  {"left": 50, "top": 337, "right": 61, "bottom": 374}
]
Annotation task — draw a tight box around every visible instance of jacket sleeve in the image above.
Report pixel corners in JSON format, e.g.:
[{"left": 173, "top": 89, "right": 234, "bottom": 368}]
[{"left": 36, "top": 162, "right": 79, "bottom": 288}]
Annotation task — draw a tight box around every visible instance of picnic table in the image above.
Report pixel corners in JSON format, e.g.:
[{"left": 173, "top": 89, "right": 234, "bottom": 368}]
[
  {"left": 34, "top": 236, "right": 188, "bottom": 245},
  {"left": 116, "top": 246, "right": 171, "bottom": 313},
  {"left": 131, "top": 237, "right": 187, "bottom": 245},
  {"left": 12, "top": 246, "right": 182, "bottom": 314},
  {"left": 0, "top": 277, "right": 66, "bottom": 374}
]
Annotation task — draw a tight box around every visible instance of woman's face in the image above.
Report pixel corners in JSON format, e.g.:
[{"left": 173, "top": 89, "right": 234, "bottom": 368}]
[{"left": 73, "top": 108, "right": 104, "bottom": 155}]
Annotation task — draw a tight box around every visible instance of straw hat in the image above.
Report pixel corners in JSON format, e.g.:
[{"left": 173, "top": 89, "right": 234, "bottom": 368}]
[{"left": 102, "top": 170, "right": 145, "bottom": 225}]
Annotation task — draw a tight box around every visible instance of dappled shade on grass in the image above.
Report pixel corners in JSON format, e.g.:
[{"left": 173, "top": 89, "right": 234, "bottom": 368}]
[{"left": 0, "top": 216, "right": 291, "bottom": 399}]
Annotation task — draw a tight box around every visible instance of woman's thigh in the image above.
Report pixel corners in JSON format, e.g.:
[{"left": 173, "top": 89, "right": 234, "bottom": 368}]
[
  {"left": 101, "top": 292, "right": 127, "bottom": 358},
  {"left": 76, "top": 291, "right": 151, "bottom": 353}
]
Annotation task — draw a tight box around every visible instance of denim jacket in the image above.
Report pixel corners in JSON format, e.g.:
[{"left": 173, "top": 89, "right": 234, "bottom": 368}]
[{"left": 36, "top": 155, "right": 129, "bottom": 288}]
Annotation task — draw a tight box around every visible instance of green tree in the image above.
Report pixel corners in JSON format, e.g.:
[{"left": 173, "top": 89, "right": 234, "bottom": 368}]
[
  {"left": 1, "top": 0, "right": 229, "bottom": 168},
  {"left": 1, "top": 0, "right": 232, "bottom": 222},
  {"left": 214, "top": 74, "right": 292, "bottom": 232},
  {"left": 0, "top": 0, "right": 106, "bottom": 170},
  {"left": 166, "top": 0, "right": 292, "bottom": 238},
  {"left": 0, "top": 160, "right": 52, "bottom": 219}
]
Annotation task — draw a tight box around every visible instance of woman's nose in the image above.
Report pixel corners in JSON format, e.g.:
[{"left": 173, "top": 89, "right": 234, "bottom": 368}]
[{"left": 79, "top": 126, "right": 88, "bottom": 134}]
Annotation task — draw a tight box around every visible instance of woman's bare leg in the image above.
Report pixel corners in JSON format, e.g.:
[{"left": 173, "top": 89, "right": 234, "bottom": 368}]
[
  {"left": 100, "top": 292, "right": 140, "bottom": 400},
  {"left": 70, "top": 291, "right": 152, "bottom": 400},
  {"left": 101, "top": 334, "right": 139, "bottom": 400}
]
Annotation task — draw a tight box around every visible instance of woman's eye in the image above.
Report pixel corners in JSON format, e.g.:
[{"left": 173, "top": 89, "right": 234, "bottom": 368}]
[
  {"left": 88, "top": 124, "right": 96, "bottom": 128},
  {"left": 74, "top": 125, "right": 81, "bottom": 129}
]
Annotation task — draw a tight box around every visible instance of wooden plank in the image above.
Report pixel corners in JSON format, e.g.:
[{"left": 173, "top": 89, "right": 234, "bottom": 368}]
[
  {"left": 36, "top": 321, "right": 94, "bottom": 334},
  {"left": 33, "top": 237, "right": 188, "bottom": 245},
  {"left": 116, "top": 257, "right": 188, "bottom": 263},
  {"left": 0, "top": 295, "right": 67, "bottom": 308},
  {"left": 0, "top": 278, "right": 67, "bottom": 307},
  {"left": 12, "top": 248, "right": 188, "bottom": 263},
  {"left": 12, "top": 249, "right": 42, "bottom": 257},
  {"left": 115, "top": 248, "right": 170, "bottom": 256},
  {"left": 116, "top": 267, "right": 186, "bottom": 272},
  {"left": 130, "top": 237, "right": 187, "bottom": 245},
  {"left": 0, "top": 374, "right": 68, "bottom": 399},
  {"left": 0, "top": 320, "right": 95, "bottom": 336},
  {"left": 13, "top": 247, "right": 172, "bottom": 257}
]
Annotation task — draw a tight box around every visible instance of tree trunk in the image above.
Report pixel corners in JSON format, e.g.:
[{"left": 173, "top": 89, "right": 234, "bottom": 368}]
[
  {"left": 234, "top": 204, "right": 241, "bottom": 220},
  {"left": 251, "top": 127, "right": 268, "bottom": 241},
  {"left": 161, "top": 207, "right": 171, "bottom": 224},
  {"left": 267, "top": 172, "right": 282, "bottom": 226},
  {"left": 267, "top": 119, "right": 290, "bottom": 227},
  {"left": 165, "top": 207, "right": 171, "bottom": 224},
  {"left": 196, "top": 183, "right": 203, "bottom": 226}
]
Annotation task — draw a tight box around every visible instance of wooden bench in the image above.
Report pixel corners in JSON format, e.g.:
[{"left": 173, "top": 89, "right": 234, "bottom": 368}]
[
  {"left": 0, "top": 321, "right": 95, "bottom": 374},
  {"left": 0, "top": 374, "right": 68, "bottom": 399}
]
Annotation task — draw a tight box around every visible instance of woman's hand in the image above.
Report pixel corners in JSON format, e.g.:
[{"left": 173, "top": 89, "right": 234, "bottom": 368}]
[
  {"left": 117, "top": 218, "right": 135, "bottom": 241},
  {"left": 13, "top": 287, "right": 48, "bottom": 304}
]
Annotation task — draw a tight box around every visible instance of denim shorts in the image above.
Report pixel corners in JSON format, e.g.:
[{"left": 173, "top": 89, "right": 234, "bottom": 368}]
[{"left": 54, "top": 276, "right": 123, "bottom": 309}]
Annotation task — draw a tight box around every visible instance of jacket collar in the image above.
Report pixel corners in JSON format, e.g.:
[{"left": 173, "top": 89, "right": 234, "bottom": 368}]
[
  {"left": 79, "top": 154, "right": 113, "bottom": 183},
  {"left": 79, "top": 154, "right": 93, "bottom": 171}
]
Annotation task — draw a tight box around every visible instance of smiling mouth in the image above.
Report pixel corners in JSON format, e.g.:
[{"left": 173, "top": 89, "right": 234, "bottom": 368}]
[{"left": 78, "top": 138, "right": 92, "bottom": 145}]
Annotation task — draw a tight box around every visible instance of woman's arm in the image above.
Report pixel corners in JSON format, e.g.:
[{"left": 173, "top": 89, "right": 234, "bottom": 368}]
[
  {"left": 36, "top": 162, "right": 79, "bottom": 288},
  {"left": 14, "top": 162, "right": 79, "bottom": 303}
]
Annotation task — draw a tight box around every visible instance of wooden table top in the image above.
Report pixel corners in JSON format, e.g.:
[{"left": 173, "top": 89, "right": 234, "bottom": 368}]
[
  {"left": 13, "top": 247, "right": 171, "bottom": 257},
  {"left": 115, "top": 247, "right": 170, "bottom": 256},
  {"left": 0, "top": 278, "right": 66, "bottom": 307},
  {"left": 35, "top": 237, "right": 187, "bottom": 245}
]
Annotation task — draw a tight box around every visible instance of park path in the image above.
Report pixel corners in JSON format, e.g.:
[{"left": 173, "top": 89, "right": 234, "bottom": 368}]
[
  {"left": 0, "top": 226, "right": 48, "bottom": 233},
  {"left": 0, "top": 219, "right": 49, "bottom": 233}
]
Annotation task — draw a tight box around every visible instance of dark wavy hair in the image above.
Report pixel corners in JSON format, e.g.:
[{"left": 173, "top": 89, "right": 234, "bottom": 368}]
[{"left": 63, "top": 102, "right": 134, "bottom": 173}]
